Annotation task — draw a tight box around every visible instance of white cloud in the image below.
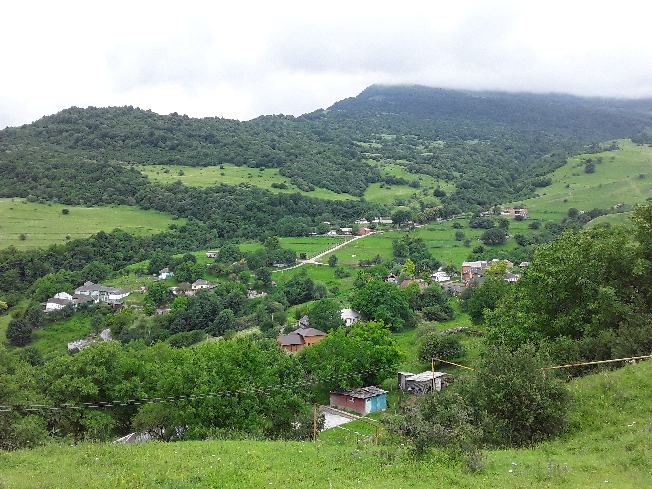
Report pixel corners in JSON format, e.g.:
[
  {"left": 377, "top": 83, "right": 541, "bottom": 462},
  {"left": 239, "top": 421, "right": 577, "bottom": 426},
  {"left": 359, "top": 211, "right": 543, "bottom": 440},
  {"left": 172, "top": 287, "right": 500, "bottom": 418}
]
[{"left": 1, "top": 1, "right": 652, "bottom": 128}]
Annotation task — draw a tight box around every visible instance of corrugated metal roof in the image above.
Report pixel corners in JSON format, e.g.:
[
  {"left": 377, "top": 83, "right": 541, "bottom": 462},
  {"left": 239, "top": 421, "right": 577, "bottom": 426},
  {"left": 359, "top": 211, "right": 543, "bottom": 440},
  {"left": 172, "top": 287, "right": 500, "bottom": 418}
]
[
  {"left": 331, "top": 386, "right": 387, "bottom": 399},
  {"left": 406, "top": 371, "right": 448, "bottom": 382}
]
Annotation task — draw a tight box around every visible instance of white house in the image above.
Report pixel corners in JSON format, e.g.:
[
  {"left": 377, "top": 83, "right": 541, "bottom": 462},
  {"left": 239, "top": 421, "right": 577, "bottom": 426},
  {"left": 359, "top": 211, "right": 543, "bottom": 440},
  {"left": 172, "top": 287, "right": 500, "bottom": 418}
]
[
  {"left": 158, "top": 268, "right": 174, "bottom": 280},
  {"left": 340, "top": 308, "right": 362, "bottom": 326},
  {"left": 206, "top": 251, "right": 219, "bottom": 258},
  {"left": 431, "top": 271, "right": 451, "bottom": 282},
  {"left": 191, "top": 279, "right": 212, "bottom": 290}
]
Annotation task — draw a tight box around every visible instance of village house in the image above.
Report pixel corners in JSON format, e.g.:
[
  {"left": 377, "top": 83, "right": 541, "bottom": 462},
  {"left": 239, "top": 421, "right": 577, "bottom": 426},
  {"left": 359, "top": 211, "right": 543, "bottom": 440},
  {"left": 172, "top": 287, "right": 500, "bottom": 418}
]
[
  {"left": 158, "top": 268, "right": 174, "bottom": 280},
  {"left": 74, "top": 281, "right": 131, "bottom": 302},
  {"left": 247, "top": 290, "right": 267, "bottom": 299},
  {"left": 372, "top": 217, "right": 393, "bottom": 224},
  {"left": 501, "top": 207, "right": 528, "bottom": 218},
  {"left": 277, "top": 323, "right": 326, "bottom": 353},
  {"left": 329, "top": 386, "right": 387, "bottom": 415},
  {"left": 205, "top": 251, "right": 219, "bottom": 258},
  {"left": 431, "top": 270, "right": 451, "bottom": 282},
  {"left": 191, "top": 279, "right": 213, "bottom": 290},
  {"left": 398, "top": 279, "right": 427, "bottom": 291},
  {"left": 461, "top": 259, "right": 513, "bottom": 280},
  {"left": 340, "top": 308, "right": 361, "bottom": 326}
]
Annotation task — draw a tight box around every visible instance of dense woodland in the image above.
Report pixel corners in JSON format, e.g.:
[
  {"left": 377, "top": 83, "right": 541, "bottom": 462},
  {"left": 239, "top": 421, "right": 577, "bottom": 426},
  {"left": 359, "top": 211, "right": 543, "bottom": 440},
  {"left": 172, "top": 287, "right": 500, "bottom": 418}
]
[{"left": 2, "top": 86, "right": 652, "bottom": 461}]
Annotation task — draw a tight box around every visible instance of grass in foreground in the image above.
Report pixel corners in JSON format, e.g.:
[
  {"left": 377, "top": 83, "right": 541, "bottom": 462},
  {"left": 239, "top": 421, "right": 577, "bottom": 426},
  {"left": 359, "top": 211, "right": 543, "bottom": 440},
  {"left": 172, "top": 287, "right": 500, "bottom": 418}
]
[{"left": 1, "top": 361, "right": 651, "bottom": 488}]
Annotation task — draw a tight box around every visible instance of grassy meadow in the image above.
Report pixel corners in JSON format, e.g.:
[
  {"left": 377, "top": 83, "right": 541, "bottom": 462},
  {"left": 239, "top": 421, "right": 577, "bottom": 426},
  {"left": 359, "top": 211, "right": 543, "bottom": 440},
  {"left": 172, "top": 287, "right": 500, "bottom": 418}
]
[
  {"left": 0, "top": 199, "right": 182, "bottom": 250},
  {"left": 137, "top": 161, "right": 452, "bottom": 206},
  {"left": 513, "top": 139, "right": 652, "bottom": 220},
  {"left": 1, "top": 360, "right": 650, "bottom": 488}
]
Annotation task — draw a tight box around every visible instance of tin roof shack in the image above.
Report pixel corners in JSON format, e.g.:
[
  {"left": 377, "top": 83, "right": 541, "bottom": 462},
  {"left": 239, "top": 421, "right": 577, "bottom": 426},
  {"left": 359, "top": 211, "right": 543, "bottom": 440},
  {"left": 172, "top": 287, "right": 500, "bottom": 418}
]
[
  {"left": 400, "top": 371, "right": 451, "bottom": 395},
  {"left": 329, "top": 387, "right": 387, "bottom": 415}
]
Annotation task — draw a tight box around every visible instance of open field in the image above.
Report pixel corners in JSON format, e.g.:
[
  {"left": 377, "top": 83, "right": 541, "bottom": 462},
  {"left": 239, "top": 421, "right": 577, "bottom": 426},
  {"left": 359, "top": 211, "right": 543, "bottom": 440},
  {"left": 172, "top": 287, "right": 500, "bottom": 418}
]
[
  {"left": 0, "top": 199, "right": 182, "bottom": 250},
  {"left": 1, "top": 360, "right": 650, "bottom": 488},
  {"left": 139, "top": 164, "right": 356, "bottom": 201},
  {"left": 241, "top": 236, "right": 347, "bottom": 258},
  {"left": 362, "top": 162, "right": 452, "bottom": 205},
  {"left": 138, "top": 161, "right": 451, "bottom": 205},
  {"left": 513, "top": 139, "right": 652, "bottom": 220}
]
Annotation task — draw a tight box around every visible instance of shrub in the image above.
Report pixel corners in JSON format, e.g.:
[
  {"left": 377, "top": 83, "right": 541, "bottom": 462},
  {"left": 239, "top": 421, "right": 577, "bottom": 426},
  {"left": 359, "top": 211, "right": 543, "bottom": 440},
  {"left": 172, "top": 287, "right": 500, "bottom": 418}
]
[
  {"left": 61, "top": 208, "right": 69, "bottom": 215},
  {"left": 418, "top": 332, "right": 467, "bottom": 362},
  {"left": 166, "top": 330, "right": 206, "bottom": 348},
  {"left": 464, "top": 344, "right": 570, "bottom": 447}
]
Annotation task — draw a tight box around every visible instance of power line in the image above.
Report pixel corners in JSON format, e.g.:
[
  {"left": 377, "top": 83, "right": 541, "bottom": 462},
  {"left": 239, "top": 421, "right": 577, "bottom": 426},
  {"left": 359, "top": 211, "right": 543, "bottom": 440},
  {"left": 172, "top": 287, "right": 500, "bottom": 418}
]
[{"left": 0, "top": 364, "right": 396, "bottom": 413}]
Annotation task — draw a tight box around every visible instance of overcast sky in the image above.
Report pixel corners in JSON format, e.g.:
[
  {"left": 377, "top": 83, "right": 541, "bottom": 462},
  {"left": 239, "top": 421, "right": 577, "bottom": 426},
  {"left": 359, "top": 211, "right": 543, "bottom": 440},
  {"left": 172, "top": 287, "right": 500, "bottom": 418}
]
[{"left": 2, "top": 0, "right": 652, "bottom": 129}]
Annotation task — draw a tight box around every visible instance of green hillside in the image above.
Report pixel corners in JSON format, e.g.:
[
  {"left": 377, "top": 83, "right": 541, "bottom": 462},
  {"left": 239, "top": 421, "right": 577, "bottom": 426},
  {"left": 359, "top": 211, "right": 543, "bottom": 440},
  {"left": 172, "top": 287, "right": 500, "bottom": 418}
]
[
  {"left": 514, "top": 139, "right": 652, "bottom": 220},
  {"left": 1, "top": 359, "right": 650, "bottom": 488},
  {"left": 0, "top": 198, "right": 182, "bottom": 250}
]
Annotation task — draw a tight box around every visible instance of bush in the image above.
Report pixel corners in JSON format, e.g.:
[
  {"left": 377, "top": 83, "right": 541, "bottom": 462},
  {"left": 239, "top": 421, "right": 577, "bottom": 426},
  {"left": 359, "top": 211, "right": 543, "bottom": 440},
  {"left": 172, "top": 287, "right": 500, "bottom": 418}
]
[
  {"left": 464, "top": 344, "right": 569, "bottom": 447},
  {"left": 166, "top": 330, "right": 206, "bottom": 348},
  {"left": 418, "top": 332, "right": 467, "bottom": 362}
]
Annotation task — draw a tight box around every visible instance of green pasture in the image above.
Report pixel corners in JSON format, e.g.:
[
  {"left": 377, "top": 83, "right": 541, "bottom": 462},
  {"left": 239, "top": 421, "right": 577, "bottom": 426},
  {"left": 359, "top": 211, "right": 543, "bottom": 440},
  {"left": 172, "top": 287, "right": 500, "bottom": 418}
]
[
  {"left": 2, "top": 361, "right": 651, "bottom": 488},
  {"left": 240, "top": 236, "right": 347, "bottom": 258},
  {"left": 138, "top": 161, "right": 455, "bottom": 206},
  {"left": 139, "top": 164, "right": 355, "bottom": 201},
  {"left": 0, "top": 199, "right": 182, "bottom": 250},
  {"left": 362, "top": 161, "right": 453, "bottom": 205},
  {"left": 514, "top": 139, "right": 652, "bottom": 219}
]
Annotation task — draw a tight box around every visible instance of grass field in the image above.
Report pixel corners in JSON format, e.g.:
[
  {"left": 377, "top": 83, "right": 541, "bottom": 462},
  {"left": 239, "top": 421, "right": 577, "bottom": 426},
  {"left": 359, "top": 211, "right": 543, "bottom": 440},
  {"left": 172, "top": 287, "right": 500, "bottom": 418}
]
[
  {"left": 139, "top": 164, "right": 356, "bottom": 201},
  {"left": 0, "top": 199, "right": 182, "bottom": 250},
  {"left": 512, "top": 139, "right": 652, "bottom": 220},
  {"left": 1, "top": 360, "right": 650, "bottom": 488},
  {"left": 138, "top": 161, "right": 452, "bottom": 205}
]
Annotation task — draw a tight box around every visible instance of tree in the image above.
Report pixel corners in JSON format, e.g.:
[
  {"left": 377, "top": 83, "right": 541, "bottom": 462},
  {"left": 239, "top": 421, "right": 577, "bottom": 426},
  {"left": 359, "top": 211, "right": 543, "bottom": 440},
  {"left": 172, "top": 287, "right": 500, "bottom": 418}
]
[
  {"left": 207, "top": 309, "right": 235, "bottom": 336},
  {"left": 308, "top": 298, "right": 344, "bottom": 332},
  {"left": 464, "top": 344, "right": 569, "bottom": 447},
  {"left": 216, "top": 243, "right": 241, "bottom": 264},
  {"left": 255, "top": 267, "right": 272, "bottom": 286},
  {"left": 146, "top": 281, "right": 169, "bottom": 307},
  {"left": 418, "top": 332, "right": 466, "bottom": 362},
  {"left": 455, "top": 231, "right": 465, "bottom": 241},
  {"left": 466, "top": 278, "right": 511, "bottom": 325},
  {"left": 299, "top": 321, "right": 403, "bottom": 401},
  {"left": 498, "top": 218, "right": 510, "bottom": 230},
  {"left": 391, "top": 209, "right": 412, "bottom": 227},
  {"left": 264, "top": 236, "right": 281, "bottom": 251},
  {"left": 6, "top": 319, "right": 32, "bottom": 347},
  {"left": 174, "top": 261, "right": 204, "bottom": 283},
  {"left": 351, "top": 280, "right": 413, "bottom": 331},
  {"left": 401, "top": 259, "right": 416, "bottom": 279},
  {"left": 480, "top": 228, "right": 506, "bottom": 246},
  {"left": 61, "top": 208, "right": 69, "bottom": 215},
  {"left": 328, "top": 254, "right": 338, "bottom": 267},
  {"left": 485, "top": 226, "right": 638, "bottom": 349}
]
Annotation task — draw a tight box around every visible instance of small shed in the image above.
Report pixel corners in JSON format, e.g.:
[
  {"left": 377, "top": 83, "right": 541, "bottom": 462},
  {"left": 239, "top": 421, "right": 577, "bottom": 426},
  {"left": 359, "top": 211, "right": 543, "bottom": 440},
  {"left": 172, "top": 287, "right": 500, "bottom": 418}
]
[
  {"left": 329, "top": 386, "right": 387, "bottom": 415},
  {"left": 401, "top": 371, "right": 451, "bottom": 395}
]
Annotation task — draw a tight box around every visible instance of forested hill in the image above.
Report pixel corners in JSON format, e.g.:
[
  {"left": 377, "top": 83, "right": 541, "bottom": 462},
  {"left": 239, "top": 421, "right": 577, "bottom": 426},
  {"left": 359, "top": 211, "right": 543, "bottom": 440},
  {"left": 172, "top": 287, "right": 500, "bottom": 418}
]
[
  {"left": 323, "top": 85, "right": 652, "bottom": 207},
  {"left": 2, "top": 85, "right": 652, "bottom": 208}
]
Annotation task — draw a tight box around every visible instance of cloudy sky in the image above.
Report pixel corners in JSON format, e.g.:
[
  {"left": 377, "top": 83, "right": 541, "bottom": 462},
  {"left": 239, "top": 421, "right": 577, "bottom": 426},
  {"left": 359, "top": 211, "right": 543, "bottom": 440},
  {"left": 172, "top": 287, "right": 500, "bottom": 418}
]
[{"left": 2, "top": 0, "right": 652, "bottom": 129}]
